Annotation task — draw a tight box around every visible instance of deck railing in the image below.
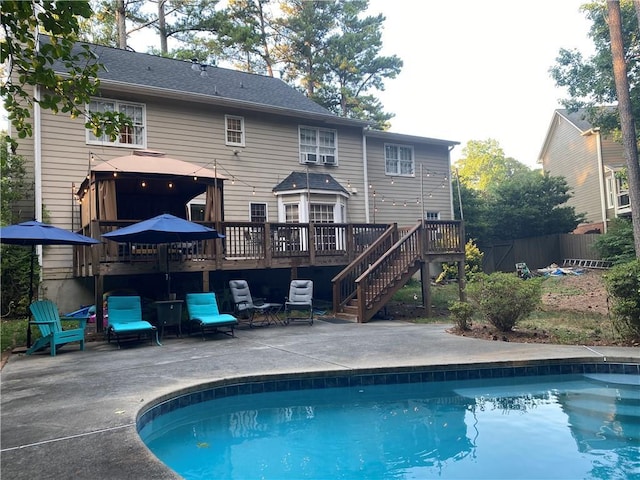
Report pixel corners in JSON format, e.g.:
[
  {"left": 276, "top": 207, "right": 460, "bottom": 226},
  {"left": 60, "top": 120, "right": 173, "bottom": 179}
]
[{"left": 80, "top": 221, "right": 390, "bottom": 273}]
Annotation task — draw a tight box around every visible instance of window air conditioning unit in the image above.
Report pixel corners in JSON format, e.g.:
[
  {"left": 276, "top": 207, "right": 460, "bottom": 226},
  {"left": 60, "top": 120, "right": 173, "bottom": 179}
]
[
  {"left": 300, "top": 153, "right": 317, "bottom": 164},
  {"left": 321, "top": 155, "right": 336, "bottom": 165}
]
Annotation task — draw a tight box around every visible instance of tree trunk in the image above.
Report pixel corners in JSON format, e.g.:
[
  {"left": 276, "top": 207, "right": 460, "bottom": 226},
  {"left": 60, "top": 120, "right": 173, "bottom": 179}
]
[
  {"left": 607, "top": 0, "right": 640, "bottom": 257},
  {"left": 116, "top": 0, "right": 127, "bottom": 49},
  {"left": 158, "top": 0, "right": 168, "bottom": 55}
]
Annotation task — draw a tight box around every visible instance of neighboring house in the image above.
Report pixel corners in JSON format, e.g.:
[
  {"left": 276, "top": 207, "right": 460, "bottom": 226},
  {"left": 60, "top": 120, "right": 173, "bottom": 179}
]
[
  {"left": 538, "top": 108, "right": 631, "bottom": 234},
  {"left": 13, "top": 38, "right": 460, "bottom": 316}
]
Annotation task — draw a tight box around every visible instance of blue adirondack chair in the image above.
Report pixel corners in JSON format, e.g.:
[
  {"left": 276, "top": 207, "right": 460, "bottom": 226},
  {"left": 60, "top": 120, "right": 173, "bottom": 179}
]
[
  {"left": 185, "top": 292, "right": 238, "bottom": 339},
  {"left": 28, "top": 300, "right": 88, "bottom": 356},
  {"left": 106, "top": 295, "right": 160, "bottom": 348}
]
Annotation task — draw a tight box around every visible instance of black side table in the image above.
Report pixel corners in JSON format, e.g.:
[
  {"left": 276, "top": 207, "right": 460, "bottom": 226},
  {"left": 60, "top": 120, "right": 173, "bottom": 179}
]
[{"left": 154, "top": 300, "right": 184, "bottom": 340}]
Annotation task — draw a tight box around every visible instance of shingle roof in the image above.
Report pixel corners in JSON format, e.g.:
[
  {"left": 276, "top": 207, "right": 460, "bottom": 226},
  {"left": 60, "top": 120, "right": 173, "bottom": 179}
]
[
  {"left": 556, "top": 109, "right": 594, "bottom": 132},
  {"left": 273, "top": 172, "right": 349, "bottom": 194},
  {"left": 48, "top": 36, "right": 364, "bottom": 124}
]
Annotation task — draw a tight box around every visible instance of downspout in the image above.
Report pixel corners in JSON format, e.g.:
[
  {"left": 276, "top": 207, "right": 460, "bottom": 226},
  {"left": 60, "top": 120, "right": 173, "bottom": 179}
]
[
  {"left": 448, "top": 145, "right": 456, "bottom": 219},
  {"left": 594, "top": 128, "right": 608, "bottom": 233},
  {"left": 34, "top": 84, "right": 43, "bottom": 264},
  {"left": 362, "top": 128, "right": 370, "bottom": 222}
]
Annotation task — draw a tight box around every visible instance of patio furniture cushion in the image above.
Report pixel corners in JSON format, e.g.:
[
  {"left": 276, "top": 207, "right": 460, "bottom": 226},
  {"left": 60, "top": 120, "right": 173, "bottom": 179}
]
[
  {"left": 106, "top": 295, "right": 160, "bottom": 347},
  {"left": 186, "top": 292, "right": 238, "bottom": 338}
]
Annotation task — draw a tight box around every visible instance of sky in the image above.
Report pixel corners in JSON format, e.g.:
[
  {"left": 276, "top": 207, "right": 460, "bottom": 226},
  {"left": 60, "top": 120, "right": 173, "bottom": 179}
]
[{"left": 366, "top": 0, "right": 595, "bottom": 168}]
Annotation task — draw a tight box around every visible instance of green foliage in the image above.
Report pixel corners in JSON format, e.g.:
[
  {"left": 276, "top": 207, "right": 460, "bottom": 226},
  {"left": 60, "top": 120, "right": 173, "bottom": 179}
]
[
  {"left": 1, "top": 246, "right": 38, "bottom": 316},
  {"left": 594, "top": 218, "right": 636, "bottom": 264},
  {"left": 550, "top": 0, "right": 639, "bottom": 139},
  {"left": 0, "top": 136, "right": 29, "bottom": 225},
  {"left": 436, "top": 240, "right": 484, "bottom": 283},
  {"left": 448, "top": 301, "right": 474, "bottom": 331},
  {"left": 1, "top": 0, "right": 131, "bottom": 148},
  {"left": 485, "top": 170, "right": 585, "bottom": 240},
  {"left": 456, "top": 139, "right": 530, "bottom": 191},
  {"left": 467, "top": 272, "right": 543, "bottom": 332},
  {"left": 1, "top": 135, "right": 38, "bottom": 315},
  {"left": 604, "top": 260, "right": 640, "bottom": 339}
]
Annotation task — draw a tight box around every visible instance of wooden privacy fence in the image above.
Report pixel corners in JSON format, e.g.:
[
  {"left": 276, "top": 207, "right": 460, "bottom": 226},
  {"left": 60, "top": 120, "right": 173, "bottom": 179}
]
[{"left": 480, "top": 234, "right": 602, "bottom": 273}]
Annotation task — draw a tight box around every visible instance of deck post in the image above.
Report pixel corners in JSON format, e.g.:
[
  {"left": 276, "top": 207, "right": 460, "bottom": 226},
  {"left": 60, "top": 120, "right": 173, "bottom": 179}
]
[
  {"left": 202, "top": 271, "right": 210, "bottom": 292},
  {"left": 95, "top": 274, "right": 104, "bottom": 333},
  {"left": 421, "top": 261, "right": 431, "bottom": 317}
]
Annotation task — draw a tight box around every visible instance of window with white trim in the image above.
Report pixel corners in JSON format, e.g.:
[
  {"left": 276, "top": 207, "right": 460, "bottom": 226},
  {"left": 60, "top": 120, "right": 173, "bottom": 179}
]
[
  {"left": 225, "top": 115, "right": 245, "bottom": 146},
  {"left": 309, "top": 204, "right": 334, "bottom": 223},
  {"left": 250, "top": 203, "right": 267, "bottom": 222},
  {"left": 385, "top": 144, "right": 414, "bottom": 176},
  {"left": 425, "top": 211, "right": 440, "bottom": 220},
  {"left": 299, "top": 126, "right": 337, "bottom": 165},
  {"left": 86, "top": 99, "right": 145, "bottom": 147},
  {"left": 285, "top": 204, "right": 299, "bottom": 223},
  {"left": 606, "top": 176, "right": 615, "bottom": 209}
]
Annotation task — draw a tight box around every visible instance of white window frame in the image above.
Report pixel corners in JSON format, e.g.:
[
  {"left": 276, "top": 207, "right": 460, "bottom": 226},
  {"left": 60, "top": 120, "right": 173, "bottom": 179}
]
[
  {"left": 384, "top": 143, "right": 414, "bottom": 176},
  {"left": 605, "top": 175, "right": 615, "bottom": 209},
  {"left": 299, "top": 126, "right": 338, "bottom": 165},
  {"left": 425, "top": 211, "right": 440, "bottom": 221},
  {"left": 86, "top": 98, "right": 146, "bottom": 147},
  {"left": 249, "top": 202, "right": 268, "bottom": 222},
  {"left": 225, "top": 115, "right": 245, "bottom": 147}
]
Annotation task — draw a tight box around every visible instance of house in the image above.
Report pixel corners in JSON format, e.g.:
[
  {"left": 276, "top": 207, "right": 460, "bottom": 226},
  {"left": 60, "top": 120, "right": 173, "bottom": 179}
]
[
  {"left": 13, "top": 38, "right": 462, "bottom": 321},
  {"left": 538, "top": 108, "right": 631, "bottom": 234}
]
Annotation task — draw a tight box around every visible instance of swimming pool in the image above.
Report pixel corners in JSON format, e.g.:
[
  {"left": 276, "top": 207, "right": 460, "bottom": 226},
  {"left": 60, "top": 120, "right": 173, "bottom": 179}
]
[{"left": 138, "top": 362, "right": 639, "bottom": 479}]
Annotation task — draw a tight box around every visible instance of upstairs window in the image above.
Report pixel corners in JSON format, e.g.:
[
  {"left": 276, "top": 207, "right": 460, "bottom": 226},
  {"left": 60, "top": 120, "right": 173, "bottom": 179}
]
[
  {"left": 86, "top": 99, "right": 145, "bottom": 147},
  {"left": 250, "top": 203, "right": 267, "bottom": 223},
  {"left": 299, "top": 126, "right": 337, "bottom": 165},
  {"left": 385, "top": 144, "right": 414, "bottom": 176},
  {"left": 225, "top": 115, "right": 245, "bottom": 146}
]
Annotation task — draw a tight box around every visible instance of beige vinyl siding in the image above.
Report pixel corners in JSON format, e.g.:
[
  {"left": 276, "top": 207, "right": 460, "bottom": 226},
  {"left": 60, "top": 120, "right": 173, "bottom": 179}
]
[
  {"left": 29, "top": 92, "right": 368, "bottom": 277},
  {"left": 541, "top": 116, "right": 602, "bottom": 225},
  {"left": 366, "top": 137, "right": 453, "bottom": 227}
]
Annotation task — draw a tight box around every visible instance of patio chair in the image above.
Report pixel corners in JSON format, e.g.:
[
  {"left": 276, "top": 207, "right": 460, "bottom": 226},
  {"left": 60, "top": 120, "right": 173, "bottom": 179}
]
[
  {"left": 229, "top": 280, "right": 282, "bottom": 327},
  {"left": 284, "top": 279, "right": 314, "bottom": 325},
  {"left": 27, "top": 300, "right": 88, "bottom": 356},
  {"left": 106, "top": 295, "right": 160, "bottom": 348},
  {"left": 185, "top": 292, "right": 238, "bottom": 339}
]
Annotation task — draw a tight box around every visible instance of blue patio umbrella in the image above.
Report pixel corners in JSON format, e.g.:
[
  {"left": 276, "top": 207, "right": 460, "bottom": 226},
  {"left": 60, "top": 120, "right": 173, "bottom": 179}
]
[
  {"left": 0, "top": 220, "right": 100, "bottom": 346},
  {"left": 102, "top": 214, "right": 224, "bottom": 297}
]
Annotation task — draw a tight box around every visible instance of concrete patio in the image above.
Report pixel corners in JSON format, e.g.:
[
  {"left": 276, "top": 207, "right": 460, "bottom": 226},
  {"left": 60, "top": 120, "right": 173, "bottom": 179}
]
[{"left": 1, "top": 318, "right": 638, "bottom": 479}]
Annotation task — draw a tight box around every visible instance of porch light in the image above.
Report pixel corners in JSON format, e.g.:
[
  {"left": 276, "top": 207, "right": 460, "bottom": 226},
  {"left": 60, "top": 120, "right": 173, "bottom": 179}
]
[
  {"left": 232, "top": 176, "right": 235, "bottom": 185},
  {"left": 113, "top": 172, "right": 118, "bottom": 177},
  {"left": 403, "top": 201, "right": 407, "bottom": 207},
  {"left": 347, "top": 180, "right": 351, "bottom": 188},
  {"left": 168, "top": 182, "right": 173, "bottom": 189},
  {"left": 252, "top": 187, "right": 256, "bottom": 195},
  {"left": 141, "top": 181, "right": 146, "bottom": 188}
]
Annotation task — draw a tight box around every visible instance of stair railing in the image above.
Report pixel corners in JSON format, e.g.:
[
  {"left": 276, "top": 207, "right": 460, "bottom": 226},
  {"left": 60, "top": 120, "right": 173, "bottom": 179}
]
[{"left": 355, "top": 222, "right": 423, "bottom": 322}]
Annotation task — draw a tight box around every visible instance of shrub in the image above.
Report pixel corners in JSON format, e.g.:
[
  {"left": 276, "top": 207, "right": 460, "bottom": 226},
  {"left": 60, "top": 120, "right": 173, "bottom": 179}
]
[
  {"left": 467, "top": 272, "right": 542, "bottom": 332},
  {"left": 436, "top": 240, "right": 484, "bottom": 283},
  {"left": 448, "top": 300, "right": 474, "bottom": 331},
  {"left": 604, "top": 260, "right": 640, "bottom": 340},
  {"left": 594, "top": 218, "right": 635, "bottom": 265}
]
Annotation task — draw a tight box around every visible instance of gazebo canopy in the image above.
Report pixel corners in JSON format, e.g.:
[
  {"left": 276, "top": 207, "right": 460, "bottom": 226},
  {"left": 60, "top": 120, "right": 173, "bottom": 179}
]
[{"left": 78, "top": 151, "right": 225, "bottom": 222}]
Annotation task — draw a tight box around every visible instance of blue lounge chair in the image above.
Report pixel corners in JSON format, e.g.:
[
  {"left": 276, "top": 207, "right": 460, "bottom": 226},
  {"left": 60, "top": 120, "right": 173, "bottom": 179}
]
[
  {"left": 27, "top": 300, "right": 88, "bottom": 356},
  {"left": 106, "top": 296, "right": 160, "bottom": 348},
  {"left": 185, "top": 292, "right": 238, "bottom": 339}
]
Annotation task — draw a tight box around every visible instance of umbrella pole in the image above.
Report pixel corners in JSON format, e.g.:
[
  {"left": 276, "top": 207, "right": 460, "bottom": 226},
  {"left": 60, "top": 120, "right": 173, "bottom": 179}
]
[{"left": 26, "top": 245, "right": 35, "bottom": 348}]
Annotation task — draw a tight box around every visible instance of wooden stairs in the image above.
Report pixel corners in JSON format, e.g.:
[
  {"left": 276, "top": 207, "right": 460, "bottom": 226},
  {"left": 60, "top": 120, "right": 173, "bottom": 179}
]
[{"left": 332, "top": 221, "right": 465, "bottom": 322}]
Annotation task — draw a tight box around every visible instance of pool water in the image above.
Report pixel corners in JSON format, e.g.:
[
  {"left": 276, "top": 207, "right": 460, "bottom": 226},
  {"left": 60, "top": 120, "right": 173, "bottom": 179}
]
[{"left": 139, "top": 373, "right": 640, "bottom": 479}]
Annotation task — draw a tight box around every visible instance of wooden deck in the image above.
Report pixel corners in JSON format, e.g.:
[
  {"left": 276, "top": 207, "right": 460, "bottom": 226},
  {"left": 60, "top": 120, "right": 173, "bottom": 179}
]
[{"left": 74, "top": 221, "right": 393, "bottom": 277}]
